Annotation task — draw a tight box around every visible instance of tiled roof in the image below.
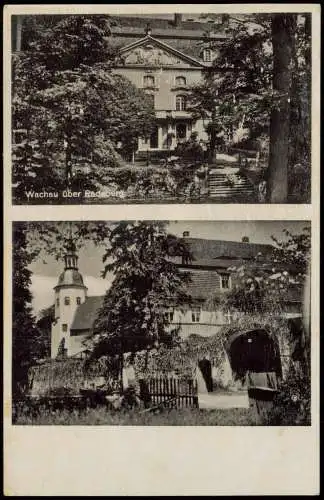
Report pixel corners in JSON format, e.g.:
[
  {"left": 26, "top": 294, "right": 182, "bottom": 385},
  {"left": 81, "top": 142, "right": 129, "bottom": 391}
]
[
  {"left": 70, "top": 296, "right": 104, "bottom": 333},
  {"left": 182, "top": 258, "right": 244, "bottom": 270},
  {"left": 111, "top": 26, "right": 226, "bottom": 40},
  {"left": 110, "top": 16, "right": 225, "bottom": 33},
  {"left": 186, "top": 269, "right": 221, "bottom": 300},
  {"left": 185, "top": 238, "right": 275, "bottom": 261}
]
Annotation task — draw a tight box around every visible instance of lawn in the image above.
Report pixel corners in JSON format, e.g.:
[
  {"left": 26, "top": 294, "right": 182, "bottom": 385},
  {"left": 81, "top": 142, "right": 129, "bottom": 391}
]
[{"left": 13, "top": 405, "right": 260, "bottom": 426}]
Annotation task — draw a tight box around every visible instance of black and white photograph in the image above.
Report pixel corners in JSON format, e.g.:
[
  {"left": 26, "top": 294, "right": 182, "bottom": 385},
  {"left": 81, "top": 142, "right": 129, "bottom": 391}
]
[
  {"left": 12, "top": 220, "right": 311, "bottom": 426},
  {"left": 11, "top": 11, "right": 312, "bottom": 205}
]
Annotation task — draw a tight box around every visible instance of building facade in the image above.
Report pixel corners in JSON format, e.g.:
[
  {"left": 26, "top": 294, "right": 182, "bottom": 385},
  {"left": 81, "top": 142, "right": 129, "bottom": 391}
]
[
  {"left": 50, "top": 232, "right": 303, "bottom": 359},
  {"left": 110, "top": 14, "right": 226, "bottom": 153}
]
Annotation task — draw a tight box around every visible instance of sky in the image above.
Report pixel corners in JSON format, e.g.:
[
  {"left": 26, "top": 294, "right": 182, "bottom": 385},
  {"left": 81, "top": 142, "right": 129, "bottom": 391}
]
[{"left": 27, "top": 221, "right": 309, "bottom": 316}]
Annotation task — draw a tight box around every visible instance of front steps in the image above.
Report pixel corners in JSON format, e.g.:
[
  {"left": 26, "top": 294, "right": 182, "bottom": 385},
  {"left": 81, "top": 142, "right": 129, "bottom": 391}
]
[{"left": 208, "top": 167, "right": 256, "bottom": 200}]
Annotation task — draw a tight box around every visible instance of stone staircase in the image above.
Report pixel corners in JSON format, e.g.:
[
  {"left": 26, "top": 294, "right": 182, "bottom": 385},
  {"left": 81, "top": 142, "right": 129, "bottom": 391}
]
[{"left": 208, "top": 166, "right": 256, "bottom": 201}]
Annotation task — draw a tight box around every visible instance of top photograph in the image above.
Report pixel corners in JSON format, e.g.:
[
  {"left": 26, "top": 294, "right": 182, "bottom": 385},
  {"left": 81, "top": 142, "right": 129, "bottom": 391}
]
[{"left": 11, "top": 12, "right": 312, "bottom": 205}]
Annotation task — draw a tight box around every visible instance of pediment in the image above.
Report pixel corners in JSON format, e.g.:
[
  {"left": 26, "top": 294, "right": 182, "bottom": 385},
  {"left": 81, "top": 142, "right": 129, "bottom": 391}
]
[{"left": 119, "top": 37, "right": 204, "bottom": 68}]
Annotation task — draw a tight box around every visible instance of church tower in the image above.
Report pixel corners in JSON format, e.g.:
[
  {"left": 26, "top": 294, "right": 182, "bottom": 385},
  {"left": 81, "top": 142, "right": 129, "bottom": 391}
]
[{"left": 51, "top": 237, "right": 88, "bottom": 358}]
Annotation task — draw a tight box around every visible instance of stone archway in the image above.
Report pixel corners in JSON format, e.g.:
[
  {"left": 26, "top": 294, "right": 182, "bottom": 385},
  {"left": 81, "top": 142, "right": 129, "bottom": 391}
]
[{"left": 226, "top": 328, "right": 282, "bottom": 388}]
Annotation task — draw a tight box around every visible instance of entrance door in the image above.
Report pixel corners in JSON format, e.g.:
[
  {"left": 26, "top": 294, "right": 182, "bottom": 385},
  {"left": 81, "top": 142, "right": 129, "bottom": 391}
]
[
  {"left": 176, "top": 123, "right": 187, "bottom": 141},
  {"left": 198, "top": 358, "right": 213, "bottom": 392},
  {"left": 150, "top": 126, "right": 159, "bottom": 149},
  {"left": 227, "top": 329, "right": 282, "bottom": 381}
]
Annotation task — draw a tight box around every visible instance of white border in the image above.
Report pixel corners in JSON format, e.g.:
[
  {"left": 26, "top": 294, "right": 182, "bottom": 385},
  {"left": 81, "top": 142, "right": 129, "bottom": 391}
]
[{"left": 3, "top": 4, "right": 320, "bottom": 496}]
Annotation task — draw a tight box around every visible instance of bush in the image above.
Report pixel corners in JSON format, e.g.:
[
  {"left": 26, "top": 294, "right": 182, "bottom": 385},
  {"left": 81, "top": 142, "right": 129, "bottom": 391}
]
[{"left": 265, "top": 367, "right": 311, "bottom": 425}]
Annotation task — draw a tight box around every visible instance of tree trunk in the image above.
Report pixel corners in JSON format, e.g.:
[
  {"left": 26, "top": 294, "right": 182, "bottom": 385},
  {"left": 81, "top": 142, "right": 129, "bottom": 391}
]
[{"left": 267, "top": 14, "right": 295, "bottom": 203}]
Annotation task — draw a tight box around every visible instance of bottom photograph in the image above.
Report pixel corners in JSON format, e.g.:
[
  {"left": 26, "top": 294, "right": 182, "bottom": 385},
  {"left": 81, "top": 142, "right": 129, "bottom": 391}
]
[{"left": 12, "top": 220, "right": 311, "bottom": 426}]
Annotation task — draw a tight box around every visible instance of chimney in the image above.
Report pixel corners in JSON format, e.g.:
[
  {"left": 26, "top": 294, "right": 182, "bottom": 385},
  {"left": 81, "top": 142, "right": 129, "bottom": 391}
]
[
  {"left": 174, "top": 14, "right": 183, "bottom": 27},
  {"left": 183, "top": 231, "right": 190, "bottom": 238},
  {"left": 242, "top": 236, "right": 249, "bottom": 243}
]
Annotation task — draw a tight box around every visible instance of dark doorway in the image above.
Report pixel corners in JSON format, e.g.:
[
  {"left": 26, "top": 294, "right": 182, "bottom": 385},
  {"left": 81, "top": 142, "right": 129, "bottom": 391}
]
[
  {"left": 198, "top": 357, "right": 213, "bottom": 392},
  {"left": 150, "top": 126, "right": 159, "bottom": 149},
  {"left": 176, "top": 123, "right": 187, "bottom": 140},
  {"left": 226, "top": 329, "right": 282, "bottom": 382}
]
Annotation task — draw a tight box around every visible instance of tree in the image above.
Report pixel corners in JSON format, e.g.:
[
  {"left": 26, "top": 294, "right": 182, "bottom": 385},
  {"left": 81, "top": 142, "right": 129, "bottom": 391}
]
[
  {"left": 12, "top": 15, "right": 155, "bottom": 200},
  {"left": 190, "top": 13, "right": 311, "bottom": 202},
  {"left": 88, "top": 222, "right": 192, "bottom": 369},
  {"left": 12, "top": 223, "right": 45, "bottom": 400}
]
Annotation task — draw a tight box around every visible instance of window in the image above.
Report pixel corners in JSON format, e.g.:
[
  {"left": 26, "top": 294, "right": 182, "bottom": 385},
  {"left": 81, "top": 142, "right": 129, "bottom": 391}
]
[
  {"left": 76, "top": 297, "right": 81, "bottom": 305},
  {"left": 224, "top": 311, "right": 234, "bottom": 324},
  {"left": 145, "top": 93, "right": 155, "bottom": 108},
  {"left": 203, "top": 48, "right": 212, "bottom": 62},
  {"left": 175, "top": 76, "right": 186, "bottom": 87},
  {"left": 191, "top": 307, "right": 201, "bottom": 323},
  {"left": 64, "top": 296, "right": 70, "bottom": 306},
  {"left": 56, "top": 298, "right": 60, "bottom": 307},
  {"left": 176, "top": 95, "right": 187, "bottom": 111},
  {"left": 143, "top": 75, "right": 155, "bottom": 88},
  {"left": 62, "top": 324, "right": 68, "bottom": 332},
  {"left": 220, "top": 274, "right": 231, "bottom": 290},
  {"left": 164, "top": 309, "right": 174, "bottom": 323}
]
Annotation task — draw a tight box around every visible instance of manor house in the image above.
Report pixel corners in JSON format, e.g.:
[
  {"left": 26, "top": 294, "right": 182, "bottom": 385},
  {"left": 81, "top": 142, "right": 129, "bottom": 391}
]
[
  {"left": 50, "top": 232, "right": 302, "bottom": 359},
  {"left": 109, "top": 14, "right": 227, "bottom": 153}
]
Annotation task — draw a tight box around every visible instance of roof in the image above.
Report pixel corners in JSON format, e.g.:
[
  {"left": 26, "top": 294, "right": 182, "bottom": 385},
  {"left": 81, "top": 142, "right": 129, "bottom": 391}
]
[
  {"left": 186, "top": 269, "right": 222, "bottom": 300},
  {"left": 56, "top": 269, "right": 86, "bottom": 288},
  {"left": 185, "top": 238, "right": 275, "bottom": 261},
  {"left": 182, "top": 258, "right": 244, "bottom": 270},
  {"left": 110, "top": 15, "right": 227, "bottom": 34},
  {"left": 70, "top": 296, "right": 104, "bottom": 333},
  {"left": 111, "top": 26, "right": 227, "bottom": 40}
]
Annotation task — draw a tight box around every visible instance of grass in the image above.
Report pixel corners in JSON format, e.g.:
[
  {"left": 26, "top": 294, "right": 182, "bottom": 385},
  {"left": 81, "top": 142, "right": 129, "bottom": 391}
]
[{"left": 13, "top": 405, "right": 260, "bottom": 426}]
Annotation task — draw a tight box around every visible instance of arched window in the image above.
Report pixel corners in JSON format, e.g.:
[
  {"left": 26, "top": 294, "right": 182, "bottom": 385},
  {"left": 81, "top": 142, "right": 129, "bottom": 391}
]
[
  {"left": 175, "top": 76, "right": 186, "bottom": 87},
  {"left": 64, "top": 296, "right": 70, "bottom": 306},
  {"left": 176, "top": 95, "right": 187, "bottom": 111},
  {"left": 143, "top": 75, "right": 155, "bottom": 88},
  {"left": 76, "top": 297, "right": 81, "bottom": 305},
  {"left": 203, "top": 48, "right": 212, "bottom": 62}
]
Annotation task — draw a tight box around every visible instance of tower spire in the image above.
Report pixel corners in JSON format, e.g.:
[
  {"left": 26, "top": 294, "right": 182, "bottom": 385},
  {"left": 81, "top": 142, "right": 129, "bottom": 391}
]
[{"left": 64, "top": 224, "right": 78, "bottom": 270}]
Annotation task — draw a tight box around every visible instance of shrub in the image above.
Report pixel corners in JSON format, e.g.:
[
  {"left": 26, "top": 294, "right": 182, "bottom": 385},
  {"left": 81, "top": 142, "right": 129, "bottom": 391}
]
[{"left": 265, "top": 367, "right": 311, "bottom": 425}]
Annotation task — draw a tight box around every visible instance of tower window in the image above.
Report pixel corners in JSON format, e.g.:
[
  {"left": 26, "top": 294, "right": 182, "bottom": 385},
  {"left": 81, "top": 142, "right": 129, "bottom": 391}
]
[
  {"left": 76, "top": 297, "right": 81, "bottom": 305},
  {"left": 203, "top": 49, "right": 212, "bottom": 62},
  {"left": 176, "top": 95, "right": 187, "bottom": 111},
  {"left": 175, "top": 76, "right": 186, "bottom": 87},
  {"left": 143, "top": 75, "right": 155, "bottom": 88},
  {"left": 62, "top": 324, "right": 68, "bottom": 332},
  {"left": 191, "top": 307, "right": 201, "bottom": 323},
  {"left": 64, "top": 296, "right": 70, "bottom": 306},
  {"left": 56, "top": 298, "right": 60, "bottom": 307}
]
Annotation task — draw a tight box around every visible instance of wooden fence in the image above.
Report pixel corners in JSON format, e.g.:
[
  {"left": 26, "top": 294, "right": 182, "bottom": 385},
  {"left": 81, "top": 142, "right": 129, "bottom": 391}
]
[{"left": 146, "top": 376, "right": 198, "bottom": 409}]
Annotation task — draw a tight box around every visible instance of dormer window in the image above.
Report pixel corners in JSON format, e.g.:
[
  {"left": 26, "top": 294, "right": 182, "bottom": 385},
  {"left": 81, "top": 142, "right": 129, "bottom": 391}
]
[
  {"left": 220, "top": 273, "right": 231, "bottom": 290},
  {"left": 176, "top": 95, "right": 187, "bottom": 111},
  {"left": 175, "top": 76, "right": 186, "bottom": 87},
  {"left": 203, "top": 48, "right": 212, "bottom": 62},
  {"left": 143, "top": 75, "right": 155, "bottom": 88}
]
